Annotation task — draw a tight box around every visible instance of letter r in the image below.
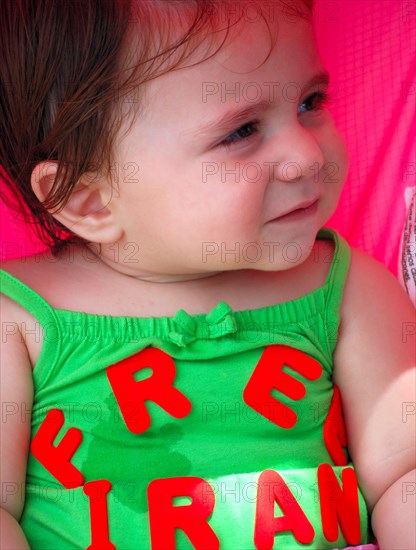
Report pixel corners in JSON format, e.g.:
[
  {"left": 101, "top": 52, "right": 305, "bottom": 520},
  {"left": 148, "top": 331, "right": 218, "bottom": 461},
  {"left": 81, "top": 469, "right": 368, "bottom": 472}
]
[{"left": 106, "top": 347, "right": 192, "bottom": 434}]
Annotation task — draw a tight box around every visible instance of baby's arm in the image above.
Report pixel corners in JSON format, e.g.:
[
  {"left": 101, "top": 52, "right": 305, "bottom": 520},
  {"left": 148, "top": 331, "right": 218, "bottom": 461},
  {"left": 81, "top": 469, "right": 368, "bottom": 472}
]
[
  {"left": 0, "top": 295, "right": 33, "bottom": 549},
  {"left": 333, "top": 248, "right": 416, "bottom": 549}
]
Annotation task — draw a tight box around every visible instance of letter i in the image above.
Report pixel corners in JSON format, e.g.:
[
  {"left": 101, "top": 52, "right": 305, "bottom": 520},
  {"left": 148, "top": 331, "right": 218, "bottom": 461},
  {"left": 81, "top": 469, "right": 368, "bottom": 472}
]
[{"left": 83, "top": 480, "right": 116, "bottom": 550}]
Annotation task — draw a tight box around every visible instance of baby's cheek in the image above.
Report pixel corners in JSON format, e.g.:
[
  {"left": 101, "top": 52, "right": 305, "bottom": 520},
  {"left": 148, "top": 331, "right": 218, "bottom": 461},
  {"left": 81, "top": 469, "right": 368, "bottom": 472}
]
[
  {"left": 324, "top": 124, "right": 349, "bottom": 190},
  {"left": 314, "top": 127, "right": 348, "bottom": 224}
]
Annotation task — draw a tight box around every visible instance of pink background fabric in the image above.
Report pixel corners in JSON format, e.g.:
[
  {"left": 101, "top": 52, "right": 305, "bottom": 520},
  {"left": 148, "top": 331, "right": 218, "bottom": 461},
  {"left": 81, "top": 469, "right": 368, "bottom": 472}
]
[
  {"left": 314, "top": 0, "right": 415, "bottom": 277},
  {"left": 1, "top": 0, "right": 415, "bottom": 278}
]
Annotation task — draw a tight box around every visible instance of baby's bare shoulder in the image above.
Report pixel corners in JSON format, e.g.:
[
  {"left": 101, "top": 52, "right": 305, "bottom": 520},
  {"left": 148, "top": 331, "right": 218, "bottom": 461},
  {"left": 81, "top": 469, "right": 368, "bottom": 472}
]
[
  {"left": 1, "top": 244, "right": 104, "bottom": 309},
  {"left": 341, "top": 246, "right": 413, "bottom": 315}
]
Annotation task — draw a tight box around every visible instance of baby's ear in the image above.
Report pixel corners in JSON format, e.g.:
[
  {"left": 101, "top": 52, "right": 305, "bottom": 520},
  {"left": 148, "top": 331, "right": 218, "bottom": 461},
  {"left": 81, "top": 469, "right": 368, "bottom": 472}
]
[{"left": 30, "top": 161, "right": 123, "bottom": 244}]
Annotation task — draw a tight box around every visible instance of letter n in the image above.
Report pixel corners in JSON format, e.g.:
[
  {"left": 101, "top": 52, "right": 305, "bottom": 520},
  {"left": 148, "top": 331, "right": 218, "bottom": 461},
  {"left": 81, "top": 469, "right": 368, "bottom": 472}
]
[{"left": 318, "top": 464, "right": 361, "bottom": 545}]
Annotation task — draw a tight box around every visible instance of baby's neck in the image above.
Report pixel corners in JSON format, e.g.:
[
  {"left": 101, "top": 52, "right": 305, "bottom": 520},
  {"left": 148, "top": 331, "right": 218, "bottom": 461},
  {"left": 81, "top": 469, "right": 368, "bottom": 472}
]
[
  {"left": 126, "top": 272, "right": 226, "bottom": 284},
  {"left": 85, "top": 242, "right": 227, "bottom": 285}
]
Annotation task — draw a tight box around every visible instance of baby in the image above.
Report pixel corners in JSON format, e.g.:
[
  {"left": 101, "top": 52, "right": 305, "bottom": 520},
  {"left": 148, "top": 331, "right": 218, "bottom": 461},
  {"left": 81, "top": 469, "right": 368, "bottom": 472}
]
[{"left": 0, "top": 0, "right": 415, "bottom": 549}]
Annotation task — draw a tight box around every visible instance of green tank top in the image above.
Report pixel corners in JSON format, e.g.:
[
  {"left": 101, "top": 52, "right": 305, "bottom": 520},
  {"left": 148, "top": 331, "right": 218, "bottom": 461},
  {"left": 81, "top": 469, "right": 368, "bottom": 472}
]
[{"left": 1, "top": 228, "right": 371, "bottom": 550}]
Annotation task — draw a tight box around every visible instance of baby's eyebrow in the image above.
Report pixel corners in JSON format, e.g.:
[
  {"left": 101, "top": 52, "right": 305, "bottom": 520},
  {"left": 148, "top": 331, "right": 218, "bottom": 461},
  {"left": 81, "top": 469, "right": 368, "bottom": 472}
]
[
  {"left": 192, "top": 70, "right": 330, "bottom": 138},
  {"left": 302, "top": 70, "right": 331, "bottom": 95},
  {"left": 195, "top": 100, "right": 271, "bottom": 138}
]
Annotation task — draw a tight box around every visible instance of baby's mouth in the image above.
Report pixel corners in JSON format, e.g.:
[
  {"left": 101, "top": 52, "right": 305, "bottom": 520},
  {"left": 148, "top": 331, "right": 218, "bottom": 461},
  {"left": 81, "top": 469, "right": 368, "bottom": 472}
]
[{"left": 270, "top": 198, "right": 320, "bottom": 222}]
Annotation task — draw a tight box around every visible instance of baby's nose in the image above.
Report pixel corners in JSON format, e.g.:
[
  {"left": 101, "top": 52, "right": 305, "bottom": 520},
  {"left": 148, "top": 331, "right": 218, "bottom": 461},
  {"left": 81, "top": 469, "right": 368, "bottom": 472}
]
[{"left": 272, "top": 125, "right": 325, "bottom": 182}]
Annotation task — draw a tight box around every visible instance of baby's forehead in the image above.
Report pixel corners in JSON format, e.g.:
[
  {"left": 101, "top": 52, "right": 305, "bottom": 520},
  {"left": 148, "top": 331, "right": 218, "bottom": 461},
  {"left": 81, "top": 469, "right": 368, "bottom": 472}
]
[
  {"left": 136, "top": 24, "right": 319, "bottom": 128},
  {"left": 122, "top": 1, "right": 317, "bottom": 127},
  {"left": 127, "top": 0, "right": 313, "bottom": 75}
]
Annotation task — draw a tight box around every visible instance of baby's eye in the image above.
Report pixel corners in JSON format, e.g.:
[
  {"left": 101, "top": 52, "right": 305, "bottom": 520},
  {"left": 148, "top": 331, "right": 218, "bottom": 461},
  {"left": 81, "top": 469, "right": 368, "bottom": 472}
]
[
  {"left": 298, "top": 91, "right": 329, "bottom": 114},
  {"left": 218, "top": 121, "right": 260, "bottom": 150}
]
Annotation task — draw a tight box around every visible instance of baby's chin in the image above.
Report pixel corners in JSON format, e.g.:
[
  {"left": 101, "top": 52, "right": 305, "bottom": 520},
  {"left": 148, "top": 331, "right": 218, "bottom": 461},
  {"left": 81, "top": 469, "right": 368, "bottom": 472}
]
[
  {"left": 253, "top": 230, "right": 322, "bottom": 271},
  {"left": 240, "top": 253, "right": 313, "bottom": 273},
  {"left": 208, "top": 236, "right": 319, "bottom": 273}
]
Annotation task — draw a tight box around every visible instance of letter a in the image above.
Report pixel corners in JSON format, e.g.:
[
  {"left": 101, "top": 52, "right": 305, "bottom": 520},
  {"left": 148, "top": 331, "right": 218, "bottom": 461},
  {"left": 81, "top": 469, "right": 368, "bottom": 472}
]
[{"left": 254, "top": 470, "right": 314, "bottom": 549}]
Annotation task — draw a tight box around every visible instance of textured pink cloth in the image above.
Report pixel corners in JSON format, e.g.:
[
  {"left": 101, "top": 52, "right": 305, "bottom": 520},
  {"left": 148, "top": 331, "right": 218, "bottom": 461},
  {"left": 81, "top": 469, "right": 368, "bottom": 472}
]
[
  {"left": 314, "top": 0, "right": 415, "bottom": 277},
  {"left": 1, "top": 0, "right": 415, "bottom": 279}
]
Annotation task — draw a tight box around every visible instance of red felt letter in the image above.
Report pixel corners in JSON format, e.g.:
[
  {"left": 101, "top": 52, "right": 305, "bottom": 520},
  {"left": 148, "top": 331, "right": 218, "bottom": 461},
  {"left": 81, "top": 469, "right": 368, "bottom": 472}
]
[
  {"left": 254, "top": 469, "right": 314, "bottom": 549},
  {"left": 318, "top": 464, "right": 361, "bottom": 545},
  {"left": 84, "top": 480, "right": 115, "bottom": 550},
  {"left": 147, "top": 477, "right": 219, "bottom": 550},
  {"left": 30, "top": 409, "right": 84, "bottom": 488},
  {"left": 106, "top": 347, "right": 192, "bottom": 434},
  {"left": 243, "top": 345, "right": 322, "bottom": 428},
  {"left": 323, "top": 385, "right": 348, "bottom": 466}
]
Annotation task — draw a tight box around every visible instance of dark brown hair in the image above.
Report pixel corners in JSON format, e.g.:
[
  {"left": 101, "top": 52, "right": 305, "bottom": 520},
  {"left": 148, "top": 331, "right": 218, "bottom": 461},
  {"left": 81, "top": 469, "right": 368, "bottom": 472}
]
[{"left": 0, "top": 0, "right": 314, "bottom": 254}]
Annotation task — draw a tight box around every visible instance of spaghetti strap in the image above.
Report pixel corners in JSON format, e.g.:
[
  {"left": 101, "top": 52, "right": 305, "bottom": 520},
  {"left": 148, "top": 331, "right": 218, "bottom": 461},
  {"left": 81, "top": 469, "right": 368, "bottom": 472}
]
[
  {"left": 318, "top": 227, "right": 351, "bottom": 312},
  {"left": 0, "top": 269, "right": 58, "bottom": 329},
  {"left": 314, "top": 228, "right": 352, "bottom": 356}
]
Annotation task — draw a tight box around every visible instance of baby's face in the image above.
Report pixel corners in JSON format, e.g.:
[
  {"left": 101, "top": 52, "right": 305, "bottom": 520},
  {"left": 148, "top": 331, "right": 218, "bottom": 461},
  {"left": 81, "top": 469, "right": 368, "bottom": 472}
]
[{"left": 106, "top": 7, "right": 348, "bottom": 278}]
